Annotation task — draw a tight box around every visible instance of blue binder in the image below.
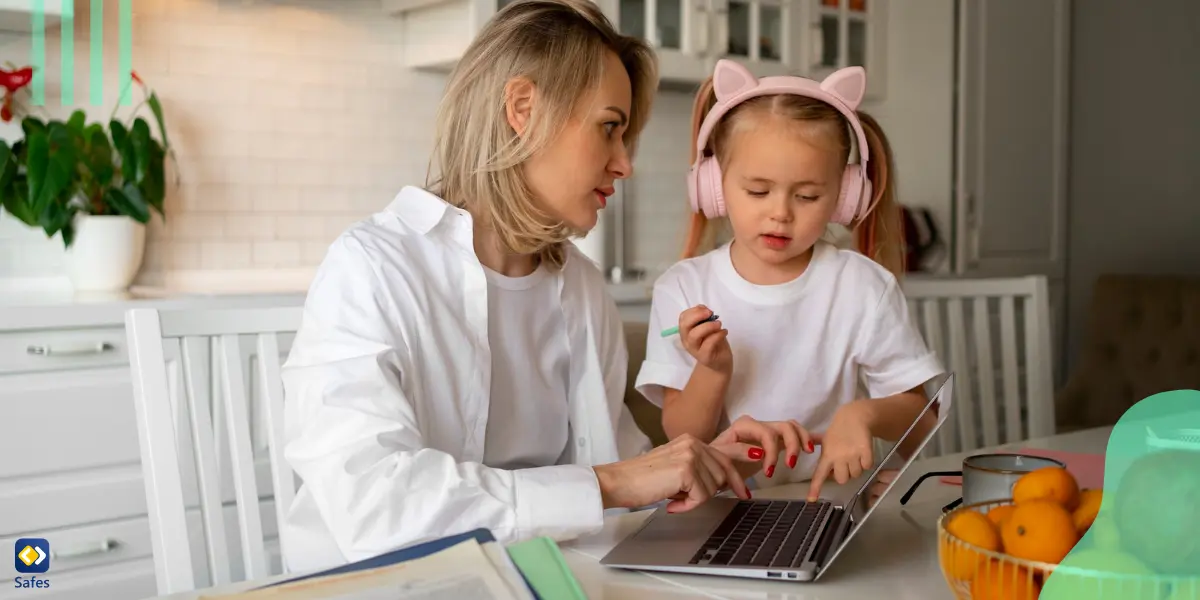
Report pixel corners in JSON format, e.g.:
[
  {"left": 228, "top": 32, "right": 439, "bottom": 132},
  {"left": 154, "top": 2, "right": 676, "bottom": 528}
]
[{"left": 258, "top": 528, "right": 541, "bottom": 598}]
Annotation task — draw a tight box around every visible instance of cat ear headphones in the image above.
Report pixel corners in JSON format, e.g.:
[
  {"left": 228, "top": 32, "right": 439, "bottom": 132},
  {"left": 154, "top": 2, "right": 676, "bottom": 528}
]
[{"left": 687, "top": 59, "right": 878, "bottom": 226}]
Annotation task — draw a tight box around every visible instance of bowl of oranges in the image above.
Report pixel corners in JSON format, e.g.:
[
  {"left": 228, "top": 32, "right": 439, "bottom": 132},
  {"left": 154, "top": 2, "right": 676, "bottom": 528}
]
[{"left": 936, "top": 464, "right": 1199, "bottom": 599}]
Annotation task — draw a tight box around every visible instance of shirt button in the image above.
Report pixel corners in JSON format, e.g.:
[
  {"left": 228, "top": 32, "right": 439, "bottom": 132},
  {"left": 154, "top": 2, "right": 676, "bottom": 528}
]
[{"left": 577, "top": 438, "right": 586, "bottom": 448}]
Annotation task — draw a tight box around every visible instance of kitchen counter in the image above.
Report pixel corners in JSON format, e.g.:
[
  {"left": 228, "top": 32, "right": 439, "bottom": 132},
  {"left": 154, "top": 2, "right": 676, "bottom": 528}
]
[{"left": 0, "top": 268, "right": 654, "bottom": 329}]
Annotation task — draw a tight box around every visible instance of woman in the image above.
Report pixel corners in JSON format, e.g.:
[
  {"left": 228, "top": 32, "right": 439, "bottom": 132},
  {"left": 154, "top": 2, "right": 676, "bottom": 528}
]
[{"left": 279, "top": 0, "right": 760, "bottom": 572}]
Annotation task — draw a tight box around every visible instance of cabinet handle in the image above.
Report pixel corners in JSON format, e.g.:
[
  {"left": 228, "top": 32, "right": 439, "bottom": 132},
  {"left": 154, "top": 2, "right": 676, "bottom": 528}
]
[
  {"left": 51, "top": 538, "right": 118, "bottom": 559},
  {"left": 26, "top": 341, "right": 116, "bottom": 356}
]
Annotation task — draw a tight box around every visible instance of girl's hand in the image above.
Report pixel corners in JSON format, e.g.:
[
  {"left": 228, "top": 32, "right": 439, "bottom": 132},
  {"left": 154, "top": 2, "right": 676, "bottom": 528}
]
[
  {"left": 866, "top": 468, "right": 900, "bottom": 508},
  {"left": 713, "top": 415, "right": 816, "bottom": 479},
  {"left": 678, "top": 305, "right": 732, "bottom": 375},
  {"left": 806, "top": 401, "right": 875, "bottom": 501}
]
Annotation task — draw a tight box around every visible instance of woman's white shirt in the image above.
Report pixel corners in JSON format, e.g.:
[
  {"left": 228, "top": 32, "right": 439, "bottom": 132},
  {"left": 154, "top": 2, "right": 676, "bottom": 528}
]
[
  {"left": 635, "top": 240, "right": 945, "bottom": 487},
  {"left": 280, "top": 186, "right": 650, "bottom": 572}
]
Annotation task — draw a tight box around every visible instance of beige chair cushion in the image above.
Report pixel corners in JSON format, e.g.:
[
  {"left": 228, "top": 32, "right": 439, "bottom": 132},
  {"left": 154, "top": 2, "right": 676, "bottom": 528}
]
[
  {"left": 623, "top": 320, "right": 668, "bottom": 446},
  {"left": 1056, "top": 274, "right": 1200, "bottom": 432}
]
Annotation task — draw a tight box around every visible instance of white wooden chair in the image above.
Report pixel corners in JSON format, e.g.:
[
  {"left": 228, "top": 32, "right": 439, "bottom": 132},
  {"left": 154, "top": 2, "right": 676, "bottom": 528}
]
[
  {"left": 900, "top": 275, "right": 1055, "bottom": 457},
  {"left": 125, "top": 305, "right": 303, "bottom": 595}
]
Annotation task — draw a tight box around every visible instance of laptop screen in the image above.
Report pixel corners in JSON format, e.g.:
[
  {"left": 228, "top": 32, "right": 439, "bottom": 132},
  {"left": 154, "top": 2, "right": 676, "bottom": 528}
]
[{"left": 814, "top": 373, "right": 954, "bottom": 578}]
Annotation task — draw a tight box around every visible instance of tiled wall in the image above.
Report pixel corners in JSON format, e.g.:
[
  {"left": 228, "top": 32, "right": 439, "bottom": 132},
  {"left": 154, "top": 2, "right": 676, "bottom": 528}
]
[{"left": 0, "top": 0, "right": 702, "bottom": 286}]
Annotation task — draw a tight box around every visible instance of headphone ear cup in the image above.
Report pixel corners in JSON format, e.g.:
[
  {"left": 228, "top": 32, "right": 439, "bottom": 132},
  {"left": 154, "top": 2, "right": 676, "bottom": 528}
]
[
  {"left": 689, "top": 157, "right": 727, "bottom": 219},
  {"left": 832, "top": 164, "right": 866, "bottom": 226}
]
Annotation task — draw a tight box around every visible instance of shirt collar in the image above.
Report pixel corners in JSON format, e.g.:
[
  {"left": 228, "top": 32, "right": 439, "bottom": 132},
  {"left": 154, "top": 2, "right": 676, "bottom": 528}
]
[{"left": 385, "top": 185, "right": 471, "bottom": 235}]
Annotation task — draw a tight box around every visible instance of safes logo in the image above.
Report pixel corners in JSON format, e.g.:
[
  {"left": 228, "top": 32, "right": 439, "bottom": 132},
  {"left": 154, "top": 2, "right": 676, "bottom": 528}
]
[{"left": 13, "top": 538, "right": 51, "bottom": 590}]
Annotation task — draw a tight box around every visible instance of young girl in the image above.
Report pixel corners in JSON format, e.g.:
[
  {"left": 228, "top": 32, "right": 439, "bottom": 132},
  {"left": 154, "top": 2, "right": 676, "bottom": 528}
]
[{"left": 635, "top": 59, "right": 946, "bottom": 501}]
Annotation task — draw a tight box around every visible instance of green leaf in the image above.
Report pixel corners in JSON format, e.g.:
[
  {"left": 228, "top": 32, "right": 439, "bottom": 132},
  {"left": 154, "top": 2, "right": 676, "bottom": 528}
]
[
  {"left": 130, "top": 118, "right": 152, "bottom": 184},
  {"left": 66, "top": 110, "right": 86, "bottom": 134},
  {"left": 104, "top": 185, "right": 149, "bottom": 223},
  {"left": 59, "top": 220, "right": 75, "bottom": 247},
  {"left": 146, "top": 92, "right": 169, "bottom": 150}
]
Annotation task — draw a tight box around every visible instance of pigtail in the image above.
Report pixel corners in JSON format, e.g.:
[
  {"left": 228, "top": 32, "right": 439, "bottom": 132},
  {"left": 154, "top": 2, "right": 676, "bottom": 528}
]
[
  {"left": 681, "top": 77, "right": 720, "bottom": 259},
  {"left": 852, "top": 110, "right": 907, "bottom": 279}
]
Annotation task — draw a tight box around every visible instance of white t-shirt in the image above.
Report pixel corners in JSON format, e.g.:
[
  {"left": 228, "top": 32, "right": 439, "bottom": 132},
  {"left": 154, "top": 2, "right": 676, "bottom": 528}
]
[
  {"left": 482, "top": 263, "right": 572, "bottom": 470},
  {"left": 634, "top": 240, "right": 944, "bottom": 485}
]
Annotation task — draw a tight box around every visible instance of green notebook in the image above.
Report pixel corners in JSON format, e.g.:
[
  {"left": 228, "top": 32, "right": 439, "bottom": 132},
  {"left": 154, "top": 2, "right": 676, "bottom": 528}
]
[{"left": 507, "top": 537, "right": 588, "bottom": 600}]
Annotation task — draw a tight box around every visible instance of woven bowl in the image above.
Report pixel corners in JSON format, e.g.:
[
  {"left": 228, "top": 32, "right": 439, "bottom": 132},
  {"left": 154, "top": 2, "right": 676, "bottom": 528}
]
[{"left": 936, "top": 499, "right": 1198, "bottom": 599}]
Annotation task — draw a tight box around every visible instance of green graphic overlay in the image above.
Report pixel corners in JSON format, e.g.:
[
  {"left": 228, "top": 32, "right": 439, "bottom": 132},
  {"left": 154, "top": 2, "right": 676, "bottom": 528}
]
[
  {"left": 1041, "top": 389, "right": 1200, "bottom": 599},
  {"left": 30, "top": 0, "right": 132, "bottom": 107}
]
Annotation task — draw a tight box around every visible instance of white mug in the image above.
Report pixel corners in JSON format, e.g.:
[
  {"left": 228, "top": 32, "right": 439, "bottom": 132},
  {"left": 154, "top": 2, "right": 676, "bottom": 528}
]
[
  {"left": 900, "top": 452, "right": 1066, "bottom": 512},
  {"left": 961, "top": 453, "right": 1066, "bottom": 505}
]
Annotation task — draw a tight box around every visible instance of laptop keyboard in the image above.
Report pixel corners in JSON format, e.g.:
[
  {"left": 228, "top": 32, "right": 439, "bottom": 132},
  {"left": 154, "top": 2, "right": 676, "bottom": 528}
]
[{"left": 688, "top": 500, "right": 832, "bottom": 568}]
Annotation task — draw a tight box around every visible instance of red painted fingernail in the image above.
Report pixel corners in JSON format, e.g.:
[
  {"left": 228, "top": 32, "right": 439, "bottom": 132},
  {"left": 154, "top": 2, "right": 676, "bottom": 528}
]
[
  {"left": 807, "top": 441, "right": 814, "bottom": 452},
  {"left": 747, "top": 490, "right": 752, "bottom": 499},
  {"left": 766, "top": 465, "right": 775, "bottom": 478},
  {"left": 788, "top": 455, "right": 797, "bottom": 468},
  {"left": 748, "top": 447, "right": 764, "bottom": 460}
]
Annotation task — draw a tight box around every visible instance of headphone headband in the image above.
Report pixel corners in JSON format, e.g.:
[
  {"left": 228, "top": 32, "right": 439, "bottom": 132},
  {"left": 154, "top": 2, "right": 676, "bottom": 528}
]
[{"left": 691, "top": 60, "right": 871, "bottom": 175}]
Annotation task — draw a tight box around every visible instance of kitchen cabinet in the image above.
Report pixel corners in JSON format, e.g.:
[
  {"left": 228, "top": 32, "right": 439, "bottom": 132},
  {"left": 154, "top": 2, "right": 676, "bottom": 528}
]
[
  {"left": 385, "top": 0, "right": 887, "bottom": 89},
  {"left": 951, "top": 0, "right": 1071, "bottom": 384},
  {"left": 0, "top": 0, "right": 63, "bottom": 33}
]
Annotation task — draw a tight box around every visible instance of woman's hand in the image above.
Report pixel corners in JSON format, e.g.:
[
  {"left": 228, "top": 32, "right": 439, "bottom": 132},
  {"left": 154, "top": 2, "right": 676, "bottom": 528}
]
[
  {"left": 713, "top": 415, "right": 815, "bottom": 479},
  {"left": 806, "top": 401, "right": 875, "bottom": 501},
  {"left": 678, "top": 305, "right": 732, "bottom": 375},
  {"left": 593, "top": 434, "right": 763, "bottom": 514}
]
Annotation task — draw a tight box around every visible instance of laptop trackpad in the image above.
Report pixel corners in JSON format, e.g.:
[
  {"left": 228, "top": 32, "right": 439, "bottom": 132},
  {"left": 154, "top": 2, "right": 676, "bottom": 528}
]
[{"left": 602, "top": 498, "right": 737, "bottom": 566}]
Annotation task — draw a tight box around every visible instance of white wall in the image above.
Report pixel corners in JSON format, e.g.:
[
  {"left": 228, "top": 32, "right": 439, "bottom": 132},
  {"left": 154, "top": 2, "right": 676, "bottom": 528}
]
[
  {"left": 0, "top": 0, "right": 957, "bottom": 287},
  {"left": 1064, "top": 0, "right": 1200, "bottom": 369}
]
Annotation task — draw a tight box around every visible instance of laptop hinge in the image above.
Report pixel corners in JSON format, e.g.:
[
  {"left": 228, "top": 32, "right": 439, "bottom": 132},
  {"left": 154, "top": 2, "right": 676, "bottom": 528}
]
[{"left": 809, "top": 506, "right": 852, "bottom": 572}]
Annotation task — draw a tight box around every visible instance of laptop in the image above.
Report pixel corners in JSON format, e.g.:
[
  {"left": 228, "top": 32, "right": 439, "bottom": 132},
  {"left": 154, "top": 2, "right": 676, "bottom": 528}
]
[{"left": 600, "top": 373, "right": 954, "bottom": 583}]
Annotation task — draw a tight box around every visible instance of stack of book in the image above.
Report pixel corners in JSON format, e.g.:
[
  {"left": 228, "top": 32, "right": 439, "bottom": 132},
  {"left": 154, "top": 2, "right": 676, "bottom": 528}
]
[{"left": 201, "top": 529, "right": 586, "bottom": 600}]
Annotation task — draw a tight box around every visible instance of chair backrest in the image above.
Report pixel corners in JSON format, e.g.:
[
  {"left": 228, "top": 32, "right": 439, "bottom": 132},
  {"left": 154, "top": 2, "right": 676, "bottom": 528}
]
[
  {"left": 901, "top": 275, "right": 1055, "bottom": 457},
  {"left": 125, "top": 305, "right": 304, "bottom": 595}
]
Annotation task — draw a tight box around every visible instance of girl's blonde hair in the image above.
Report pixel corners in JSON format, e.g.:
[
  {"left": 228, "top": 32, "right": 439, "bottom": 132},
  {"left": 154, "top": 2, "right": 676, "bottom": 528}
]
[
  {"left": 681, "top": 76, "right": 906, "bottom": 278},
  {"left": 425, "top": 0, "right": 657, "bottom": 269}
]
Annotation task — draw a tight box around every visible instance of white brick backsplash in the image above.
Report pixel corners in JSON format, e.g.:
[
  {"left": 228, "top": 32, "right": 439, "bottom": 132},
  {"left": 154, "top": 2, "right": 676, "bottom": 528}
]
[{"left": 0, "top": 0, "right": 695, "bottom": 283}]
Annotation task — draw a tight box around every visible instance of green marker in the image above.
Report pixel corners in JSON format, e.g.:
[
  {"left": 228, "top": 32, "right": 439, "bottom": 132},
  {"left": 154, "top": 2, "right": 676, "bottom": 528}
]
[{"left": 661, "top": 313, "right": 718, "bottom": 338}]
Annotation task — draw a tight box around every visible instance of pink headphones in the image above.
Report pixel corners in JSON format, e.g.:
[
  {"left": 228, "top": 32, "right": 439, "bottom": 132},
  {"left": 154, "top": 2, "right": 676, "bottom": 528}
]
[{"left": 687, "top": 59, "right": 876, "bottom": 226}]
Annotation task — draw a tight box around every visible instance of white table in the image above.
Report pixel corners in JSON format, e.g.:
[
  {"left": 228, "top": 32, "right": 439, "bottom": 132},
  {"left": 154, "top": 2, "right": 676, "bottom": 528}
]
[{"left": 153, "top": 426, "right": 1113, "bottom": 600}]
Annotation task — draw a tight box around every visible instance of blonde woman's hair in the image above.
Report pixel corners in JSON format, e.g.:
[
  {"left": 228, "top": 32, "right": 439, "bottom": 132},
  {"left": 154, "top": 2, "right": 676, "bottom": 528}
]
[{"left": 425, "top": 0, "right": 658, "bottom": 269}]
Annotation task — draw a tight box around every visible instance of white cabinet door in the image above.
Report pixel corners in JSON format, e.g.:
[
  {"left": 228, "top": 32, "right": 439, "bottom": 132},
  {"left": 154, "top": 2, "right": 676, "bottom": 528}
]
[
  {"left": 954, "top": 0, "right": 1070, "bottom": 280},
  {"left": 805, "top": 0, "right": 887, "bottom": 97},
  {"left": 954, "top": 0, "right": 1071, "bottom": 383},
  {"left": 599, "top": 0, "right": 712, "bottom": 83}
]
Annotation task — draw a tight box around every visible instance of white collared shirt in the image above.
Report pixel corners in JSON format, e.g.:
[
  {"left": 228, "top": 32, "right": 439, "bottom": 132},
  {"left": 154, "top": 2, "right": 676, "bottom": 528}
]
[{"left": 279, "top": 186, "right": 651, "bottom": 572}]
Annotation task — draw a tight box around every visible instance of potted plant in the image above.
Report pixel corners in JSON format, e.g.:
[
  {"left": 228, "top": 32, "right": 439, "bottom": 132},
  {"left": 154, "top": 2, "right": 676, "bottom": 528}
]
[{"left": 0, "top": 69, "right": 175, "bottom": 292}]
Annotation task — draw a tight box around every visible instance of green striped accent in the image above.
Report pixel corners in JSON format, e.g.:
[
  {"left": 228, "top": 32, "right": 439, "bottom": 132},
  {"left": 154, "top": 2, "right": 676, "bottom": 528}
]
[
  {"left": 32, "top": 0, "right": 45, "bottom": 105},
  {"left": 119, "top": 0, "right": 131, "bottom": 105},
  {"left": 90, "top": 0, "right": 102, "bottom": 106},
  {"left": 61, "top": 0, "right": 73, "bottom": 105}
]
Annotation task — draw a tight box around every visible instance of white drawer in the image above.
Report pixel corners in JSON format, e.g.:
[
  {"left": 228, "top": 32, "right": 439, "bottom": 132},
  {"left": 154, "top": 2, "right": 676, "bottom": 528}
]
[
  {"left": 0, "top": 559, "right": 156, "bottom": 600},
  {"left": 0, "top": 327, "right": 129, "bottom": 374},
  {"left": 1, "top": 501, "right": 282, "bottom": 599},
  {"left": 0, "top": 367, "right": 140, "bottom": 480}
]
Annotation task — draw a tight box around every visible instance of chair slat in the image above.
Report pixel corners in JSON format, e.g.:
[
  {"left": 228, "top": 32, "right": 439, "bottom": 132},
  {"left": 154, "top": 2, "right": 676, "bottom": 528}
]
[
  {"left": 972, "top": 297, "right": 1000, "bottom": 447},
  {"left": 125, "top": 309, "right": 197, "bottom": 595},
  {"left": 946, "top": 298, "right": 978, "bottom": 452},
  {"left": 998, "top": 297, "right": 1022, "bottom": 443},
  {"left": 256, "top": 333, "right": 296, "bottom": 534},
  {"left": 921, "top": 299, "right": 957, "bottom": 455},
  {"left": 1024, "top": 278, "right": 1056, "bottom": 439},
  {"left": 181, "top": 336, "right": 232, "bottom": 587},
  {"left": 218, "top": 334, "right": 269, "bottom": 581}
]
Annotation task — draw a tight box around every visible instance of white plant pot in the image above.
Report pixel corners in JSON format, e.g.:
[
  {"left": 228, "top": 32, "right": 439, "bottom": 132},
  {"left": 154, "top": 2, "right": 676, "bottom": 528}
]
[{"left": 64, "top": 214, "right": 147, "bottom": 292}]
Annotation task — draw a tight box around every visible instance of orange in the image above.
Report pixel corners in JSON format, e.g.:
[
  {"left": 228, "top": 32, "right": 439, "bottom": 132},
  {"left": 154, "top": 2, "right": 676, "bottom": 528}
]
[
  {"left": 987, "top": 504, "right": 1016, "bottom": 528},
  {"left": 1001, "top": 499, "right": 1080, "bottom": 564},
  {"left": 1012, "top": 466, "right": 1081, "bottom": 510},
  {"left": 970, "top": 558, "right": 1040, "bottom": 600},
  {"left": 1072, "top": 488, "right": 1103, "bottom": 534},
  {"left": 941, "top": 509, "right": 1002, "bottom": 581}
]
